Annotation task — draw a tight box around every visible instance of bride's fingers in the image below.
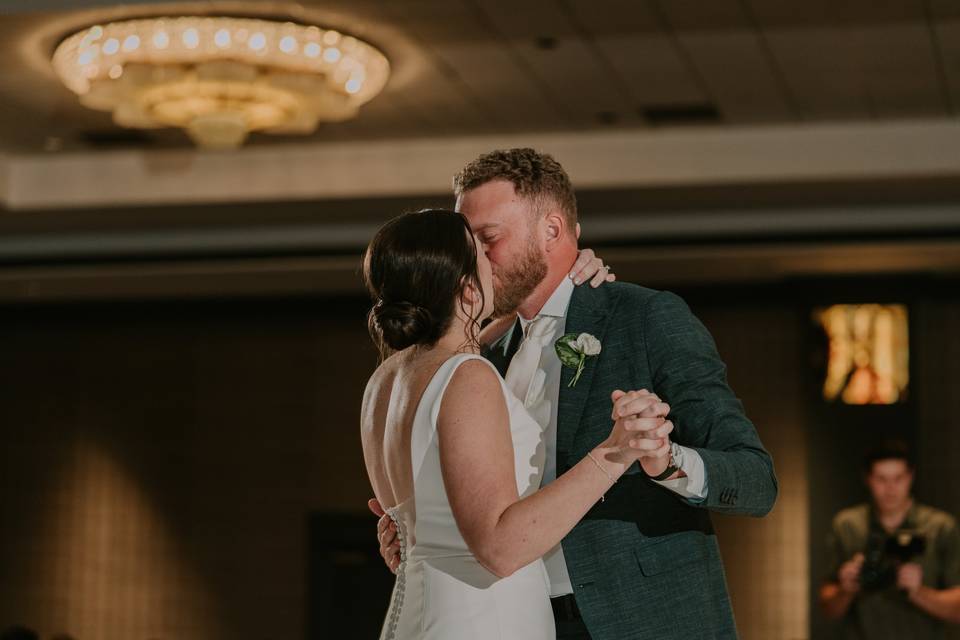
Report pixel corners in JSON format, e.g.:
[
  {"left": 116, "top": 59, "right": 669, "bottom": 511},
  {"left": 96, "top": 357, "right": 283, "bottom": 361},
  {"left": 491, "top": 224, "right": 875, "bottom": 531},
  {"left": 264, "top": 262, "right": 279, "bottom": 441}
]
[
  {"left": 636, "top": 402, "right": 670, "bottom": 418},
  {"left": 613, "top": 393, "right": 662, "bottom": 419},
  {"left": 589, "top": 263, "right": 609, "bottom": 288},
  {"left": 569, "top": 249, "right": 596, "bottom": 285},
  {"left": 387, "top": 542, "right": 401, "bottom": 574},
  {"left": 377, "top": 513, "right": 392, "bottom": 538},
  {"left": 631, "top": 420, "right": 674, "bottom": 440},
  {"left": 621, "top": 416, "right": 665, "bottom": 433},
  {"left": 382, "top": 541, "right": 399, "bottom": 565},
  {"left": 379, "top": 525, "right": 397, "bottom": 548},
  {"left": 368, "top": 498, "right": 385, "bottom": 517},
  {"left": 378, "top": 524, "right": 397, "bottom": 553}
]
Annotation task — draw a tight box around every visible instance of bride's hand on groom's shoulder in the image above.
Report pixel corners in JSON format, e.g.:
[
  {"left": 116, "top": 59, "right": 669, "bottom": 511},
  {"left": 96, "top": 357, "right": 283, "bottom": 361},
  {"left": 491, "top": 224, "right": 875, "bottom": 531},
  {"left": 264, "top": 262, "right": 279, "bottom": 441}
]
[{"left": 570, "top": 248, "right": 615, "bottom": 287}]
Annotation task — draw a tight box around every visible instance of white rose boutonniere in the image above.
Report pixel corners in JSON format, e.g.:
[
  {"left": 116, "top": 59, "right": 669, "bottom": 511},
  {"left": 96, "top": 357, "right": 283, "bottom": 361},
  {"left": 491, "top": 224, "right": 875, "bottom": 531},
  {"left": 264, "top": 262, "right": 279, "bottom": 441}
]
[{"left": 554, "top": 332, "right": 602, "bottom": 387}]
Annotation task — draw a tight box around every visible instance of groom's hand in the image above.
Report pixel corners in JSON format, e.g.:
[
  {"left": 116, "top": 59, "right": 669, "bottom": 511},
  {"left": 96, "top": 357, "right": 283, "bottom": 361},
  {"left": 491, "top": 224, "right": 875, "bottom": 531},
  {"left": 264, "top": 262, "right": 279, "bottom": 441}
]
[
  {"left": 611, "top": 390, "right": 674, "bottom": 475},
  {"left": 368, "top": 498, "right": 401, "bottom": 575}
]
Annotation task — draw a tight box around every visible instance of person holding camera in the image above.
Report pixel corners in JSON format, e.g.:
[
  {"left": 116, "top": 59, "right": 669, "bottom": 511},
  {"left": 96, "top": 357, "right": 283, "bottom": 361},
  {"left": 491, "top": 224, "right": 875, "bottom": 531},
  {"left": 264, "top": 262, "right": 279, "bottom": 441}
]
[{"left": 820, "top": 440, "right": 960, "bottom": 638}]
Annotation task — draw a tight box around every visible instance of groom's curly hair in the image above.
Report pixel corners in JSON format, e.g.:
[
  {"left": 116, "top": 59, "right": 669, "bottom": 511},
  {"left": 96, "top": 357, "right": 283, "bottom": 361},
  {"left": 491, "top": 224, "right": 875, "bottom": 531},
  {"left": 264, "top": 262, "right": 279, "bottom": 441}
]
[{"left": 453, "top": 148, "right": 578, "bottom": 234}]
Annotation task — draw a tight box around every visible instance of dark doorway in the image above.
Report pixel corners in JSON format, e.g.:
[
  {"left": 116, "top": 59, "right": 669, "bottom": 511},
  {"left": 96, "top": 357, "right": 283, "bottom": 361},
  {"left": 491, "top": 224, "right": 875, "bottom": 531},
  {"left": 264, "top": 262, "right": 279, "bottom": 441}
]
[{"left": 307, "top": 512, "right": 395, "bottom": 639}]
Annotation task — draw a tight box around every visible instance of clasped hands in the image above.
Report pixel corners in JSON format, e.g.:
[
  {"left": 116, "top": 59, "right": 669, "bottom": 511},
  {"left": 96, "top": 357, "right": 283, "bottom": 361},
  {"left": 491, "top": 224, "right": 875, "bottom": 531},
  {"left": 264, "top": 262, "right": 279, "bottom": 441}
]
[{"left": 605, "top": 388, "right": 680, "bottom": 479}]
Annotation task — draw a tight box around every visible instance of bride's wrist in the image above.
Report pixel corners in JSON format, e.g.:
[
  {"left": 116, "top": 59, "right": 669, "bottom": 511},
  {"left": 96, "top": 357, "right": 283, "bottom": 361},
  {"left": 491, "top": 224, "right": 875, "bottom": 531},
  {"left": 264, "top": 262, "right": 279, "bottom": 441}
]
[{"left": 589, "top": 443, "right": 629, "bottom": 480}]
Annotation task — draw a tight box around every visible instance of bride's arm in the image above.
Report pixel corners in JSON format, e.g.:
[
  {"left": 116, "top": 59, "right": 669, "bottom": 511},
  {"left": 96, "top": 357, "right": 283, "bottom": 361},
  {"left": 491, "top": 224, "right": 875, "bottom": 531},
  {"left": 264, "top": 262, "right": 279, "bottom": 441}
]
[{"left": 438, "top": 360, "right": 631, "bottom": 578}]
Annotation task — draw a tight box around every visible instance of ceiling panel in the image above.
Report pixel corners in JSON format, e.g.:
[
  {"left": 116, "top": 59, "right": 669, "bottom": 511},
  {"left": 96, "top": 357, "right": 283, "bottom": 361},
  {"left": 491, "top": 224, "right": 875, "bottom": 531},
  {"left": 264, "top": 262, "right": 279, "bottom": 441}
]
[
  {"left": 589, "top": 34, "right": 707, "bottom": 107},
  {"left": 676, "top": 31, "right": 795, "bottom": 122},
  {"left": 382, "top": 0, "right": 564, "bottom": 129},
  {"left": 563, "top": 0, "right": 661, "bottom": 35},
  {"left": 426, "top": 40, "right": 570, "bottom": 129},
  {"left": 470, "top": 0, "right": 582, "bottom": 39},
  {"left": 504, "top": 38, "right": 637, "bottom": 124},
  {"left": 474, "top": 0, "right": 636, "bottom": 124},
  {"left": 855, "top": 23, "right": 946, "bottom": 117},
  {"left": 564, "top": 1, "right": 705, "bottom": 109},
  {"left": 333, "top": 2, "right": 505, "bottom": 137},
  {"left": 373, "top": 1, "right": 493, "bottom": 44},
  {"left": 745, "top": 0, "right": 925, "bottom": 28},
  {"left": 387, "top": 70, "right": 498, "bottom": 135},
  {"left": 766, "top": 24, "right": 944, "bottom": 120},
  {"left": 655, "top": 0, "right": 749, "bottom": 31}
]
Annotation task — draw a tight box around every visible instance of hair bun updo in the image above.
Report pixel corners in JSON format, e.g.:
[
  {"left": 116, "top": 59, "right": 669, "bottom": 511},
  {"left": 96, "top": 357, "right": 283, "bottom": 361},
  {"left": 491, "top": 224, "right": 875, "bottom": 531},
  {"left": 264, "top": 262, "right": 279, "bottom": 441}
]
[
  {"left": 373, "top": 300, "right": 438, "bottom": 351},
  {"left": 363, "top": 209, "right": 486, "bottom": 357}
]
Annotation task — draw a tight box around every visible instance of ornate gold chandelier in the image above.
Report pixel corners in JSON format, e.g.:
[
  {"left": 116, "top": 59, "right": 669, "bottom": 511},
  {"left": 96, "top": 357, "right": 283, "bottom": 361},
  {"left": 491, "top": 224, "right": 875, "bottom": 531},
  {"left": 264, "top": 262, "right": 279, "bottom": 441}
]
[{"left": 52, "top": 17, "right": 390, "bottom": 149}]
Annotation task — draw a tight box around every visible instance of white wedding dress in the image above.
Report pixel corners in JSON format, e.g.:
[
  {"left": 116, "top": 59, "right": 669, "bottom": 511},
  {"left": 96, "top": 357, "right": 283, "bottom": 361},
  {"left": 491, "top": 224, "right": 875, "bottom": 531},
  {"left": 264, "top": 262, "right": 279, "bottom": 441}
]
[{"left": 380, "top": 353, "right": 554, "bottom": 639}]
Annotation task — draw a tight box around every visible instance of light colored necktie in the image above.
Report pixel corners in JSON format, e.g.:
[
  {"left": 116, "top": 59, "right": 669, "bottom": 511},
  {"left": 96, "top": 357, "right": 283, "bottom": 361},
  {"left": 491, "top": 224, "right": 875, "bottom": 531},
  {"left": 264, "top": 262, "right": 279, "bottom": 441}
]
[{"left": 504, "top": 316, "right": 557, "bottom": 406}]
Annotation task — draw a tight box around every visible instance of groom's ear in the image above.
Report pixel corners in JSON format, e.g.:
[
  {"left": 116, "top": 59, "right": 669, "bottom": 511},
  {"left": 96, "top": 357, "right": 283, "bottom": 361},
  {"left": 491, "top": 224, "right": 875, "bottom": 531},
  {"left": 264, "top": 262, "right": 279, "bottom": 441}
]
[{"left": 543, "top": 211, "right": 567, "bottom": 251}]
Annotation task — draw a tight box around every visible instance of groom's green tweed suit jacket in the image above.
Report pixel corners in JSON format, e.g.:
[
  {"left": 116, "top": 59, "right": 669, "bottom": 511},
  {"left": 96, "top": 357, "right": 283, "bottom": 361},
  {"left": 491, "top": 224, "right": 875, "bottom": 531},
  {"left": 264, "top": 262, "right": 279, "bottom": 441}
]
[{"left": 485, "top": 281, "right": 778, "bottom": 640}]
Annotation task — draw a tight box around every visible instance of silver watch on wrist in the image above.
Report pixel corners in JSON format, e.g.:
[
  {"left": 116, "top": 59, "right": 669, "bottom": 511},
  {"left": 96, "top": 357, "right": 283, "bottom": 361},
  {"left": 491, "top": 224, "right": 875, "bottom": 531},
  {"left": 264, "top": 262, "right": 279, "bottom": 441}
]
[{"left": 649, "top": 441, "right": 683, "bottom": 481}]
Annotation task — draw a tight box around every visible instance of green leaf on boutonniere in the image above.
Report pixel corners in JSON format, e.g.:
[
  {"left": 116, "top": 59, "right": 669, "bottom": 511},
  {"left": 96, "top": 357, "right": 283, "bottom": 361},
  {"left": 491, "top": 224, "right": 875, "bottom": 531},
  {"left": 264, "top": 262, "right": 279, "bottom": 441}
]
[{"left": 554, "top": 332, "right": 602, "bottom": 387}]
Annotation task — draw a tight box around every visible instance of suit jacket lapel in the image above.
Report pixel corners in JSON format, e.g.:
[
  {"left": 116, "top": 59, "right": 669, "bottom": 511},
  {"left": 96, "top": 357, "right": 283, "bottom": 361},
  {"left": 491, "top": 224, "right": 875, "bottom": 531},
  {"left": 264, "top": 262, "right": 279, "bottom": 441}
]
[{"left": 557, "top": 285, "right": 614, "bottom": 462}]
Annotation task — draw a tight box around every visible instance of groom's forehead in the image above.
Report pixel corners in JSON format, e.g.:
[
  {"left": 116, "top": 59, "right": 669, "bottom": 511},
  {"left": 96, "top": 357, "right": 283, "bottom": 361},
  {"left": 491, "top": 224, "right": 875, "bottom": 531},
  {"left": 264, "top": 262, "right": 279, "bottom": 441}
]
[
  {"left": 456, "top": 204, "right": 495, "bottom": 229},
  {"left": 471, "top": 221, "right": 499, "bottom": 233}
]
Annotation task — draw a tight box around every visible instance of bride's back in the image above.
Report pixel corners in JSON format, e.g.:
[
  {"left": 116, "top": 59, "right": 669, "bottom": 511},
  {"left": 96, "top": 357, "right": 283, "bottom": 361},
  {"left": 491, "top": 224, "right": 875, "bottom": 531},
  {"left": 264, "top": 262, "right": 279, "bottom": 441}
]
[{"left": 360, "top": 347, "right": 455, "bottom": 512}]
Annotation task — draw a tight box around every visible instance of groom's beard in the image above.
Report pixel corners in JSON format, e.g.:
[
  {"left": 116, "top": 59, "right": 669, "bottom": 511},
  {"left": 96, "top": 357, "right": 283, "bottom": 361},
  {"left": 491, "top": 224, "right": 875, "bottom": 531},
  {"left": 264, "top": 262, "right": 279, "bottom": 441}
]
[{"left": 492, "top": 240, "right": 547, "bottom": 318}]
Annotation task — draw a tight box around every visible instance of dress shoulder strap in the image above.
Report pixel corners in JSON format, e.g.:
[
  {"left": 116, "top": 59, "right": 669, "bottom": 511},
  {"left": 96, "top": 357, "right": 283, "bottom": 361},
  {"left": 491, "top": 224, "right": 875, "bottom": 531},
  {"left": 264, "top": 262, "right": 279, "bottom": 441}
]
[{"left": 410, "top": 353, "right": 500, "bottom": 479}]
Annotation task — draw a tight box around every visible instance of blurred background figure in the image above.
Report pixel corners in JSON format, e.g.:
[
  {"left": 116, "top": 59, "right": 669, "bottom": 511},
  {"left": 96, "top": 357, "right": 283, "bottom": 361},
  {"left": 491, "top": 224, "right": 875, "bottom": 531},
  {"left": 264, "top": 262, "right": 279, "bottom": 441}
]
[{"left": 820, "top": 440, "right": 960, "bottom": 639}]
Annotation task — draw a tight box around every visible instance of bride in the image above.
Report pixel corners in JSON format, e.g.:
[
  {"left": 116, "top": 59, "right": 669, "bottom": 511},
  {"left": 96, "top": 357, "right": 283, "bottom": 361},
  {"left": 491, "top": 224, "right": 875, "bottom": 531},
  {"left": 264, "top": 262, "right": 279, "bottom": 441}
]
[{"left": 360, "top": 209, "right": 644, "bottom": 639}]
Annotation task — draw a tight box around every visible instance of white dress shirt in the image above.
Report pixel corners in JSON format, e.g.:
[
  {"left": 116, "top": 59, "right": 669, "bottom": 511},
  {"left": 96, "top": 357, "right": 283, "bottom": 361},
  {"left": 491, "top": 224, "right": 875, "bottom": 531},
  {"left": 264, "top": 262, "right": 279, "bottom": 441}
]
[{"left": 510, "top": 275, "right": 708, "bottom": 597}]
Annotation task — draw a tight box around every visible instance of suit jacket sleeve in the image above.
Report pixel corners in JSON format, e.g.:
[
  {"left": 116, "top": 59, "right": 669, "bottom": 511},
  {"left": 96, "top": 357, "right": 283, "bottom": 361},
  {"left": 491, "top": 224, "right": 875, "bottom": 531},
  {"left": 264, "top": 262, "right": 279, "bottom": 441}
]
[{"left": 641, "top": 290, "right": 778, "bottom": 516}]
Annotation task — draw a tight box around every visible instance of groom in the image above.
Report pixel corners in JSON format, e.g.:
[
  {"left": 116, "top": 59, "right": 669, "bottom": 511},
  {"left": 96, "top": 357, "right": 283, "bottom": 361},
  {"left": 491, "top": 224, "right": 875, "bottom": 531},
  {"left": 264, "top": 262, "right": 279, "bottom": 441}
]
[{"left": 373, "top": 148, "right": 778, "bottom": 639}]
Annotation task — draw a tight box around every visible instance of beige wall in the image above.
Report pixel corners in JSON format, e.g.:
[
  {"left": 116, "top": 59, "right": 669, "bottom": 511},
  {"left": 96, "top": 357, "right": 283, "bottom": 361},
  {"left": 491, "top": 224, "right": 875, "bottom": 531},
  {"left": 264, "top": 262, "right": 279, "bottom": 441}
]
[
  {"left": 915, "top": 299, "right": 960, "bottom": 640},
  {"left": 0, "top": 299, "right": 380, "bottom": 639},
  {"left": 0, "top": 293, "right": 812, "bottom": 640},
  {"left": 700, "top": 305, "right": 809, "bottom": 640}
]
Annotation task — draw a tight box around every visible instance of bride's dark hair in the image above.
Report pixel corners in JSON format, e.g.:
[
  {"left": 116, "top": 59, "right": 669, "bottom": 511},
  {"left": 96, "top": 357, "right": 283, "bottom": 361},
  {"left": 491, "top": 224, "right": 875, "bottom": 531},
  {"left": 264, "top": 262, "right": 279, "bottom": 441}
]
[{"left": 363, "top": 209, "right": 486, "bottom": 357}]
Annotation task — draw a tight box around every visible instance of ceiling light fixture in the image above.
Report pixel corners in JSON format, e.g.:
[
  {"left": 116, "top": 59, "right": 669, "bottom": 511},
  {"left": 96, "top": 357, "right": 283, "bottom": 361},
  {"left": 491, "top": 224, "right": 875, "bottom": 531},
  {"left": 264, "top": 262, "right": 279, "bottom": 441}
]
[{"left": 52, "top": 16, "right": 390, "bottom": 149}]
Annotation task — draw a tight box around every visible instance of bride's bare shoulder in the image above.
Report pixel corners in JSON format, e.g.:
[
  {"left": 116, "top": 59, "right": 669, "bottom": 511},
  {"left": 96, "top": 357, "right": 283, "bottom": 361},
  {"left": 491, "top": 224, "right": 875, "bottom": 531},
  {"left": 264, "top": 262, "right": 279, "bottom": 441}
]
[{"left": 439, "top": 357, "right": 504, "bottom": 421}]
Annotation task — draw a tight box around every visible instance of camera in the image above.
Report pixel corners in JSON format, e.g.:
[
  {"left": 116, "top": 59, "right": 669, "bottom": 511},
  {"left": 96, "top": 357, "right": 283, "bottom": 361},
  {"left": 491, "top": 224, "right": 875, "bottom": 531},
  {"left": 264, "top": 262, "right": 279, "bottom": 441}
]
[{"left": 859, "top": 530, "right": 926, "bottom": 591}]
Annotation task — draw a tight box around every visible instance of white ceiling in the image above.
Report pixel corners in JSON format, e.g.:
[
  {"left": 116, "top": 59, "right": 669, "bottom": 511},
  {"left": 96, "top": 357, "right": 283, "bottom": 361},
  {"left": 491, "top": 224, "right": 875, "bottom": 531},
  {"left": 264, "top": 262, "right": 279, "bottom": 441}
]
[{"left": 1, "top": 0, "right": 958, "bottom": 153}]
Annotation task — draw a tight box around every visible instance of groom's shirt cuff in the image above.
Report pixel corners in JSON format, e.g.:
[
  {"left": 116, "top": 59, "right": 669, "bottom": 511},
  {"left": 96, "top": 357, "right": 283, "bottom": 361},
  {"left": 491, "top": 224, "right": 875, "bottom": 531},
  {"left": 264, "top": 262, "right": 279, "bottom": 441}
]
[{"left": 653, "top": 445, "right": 707, "bottom": 502}]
